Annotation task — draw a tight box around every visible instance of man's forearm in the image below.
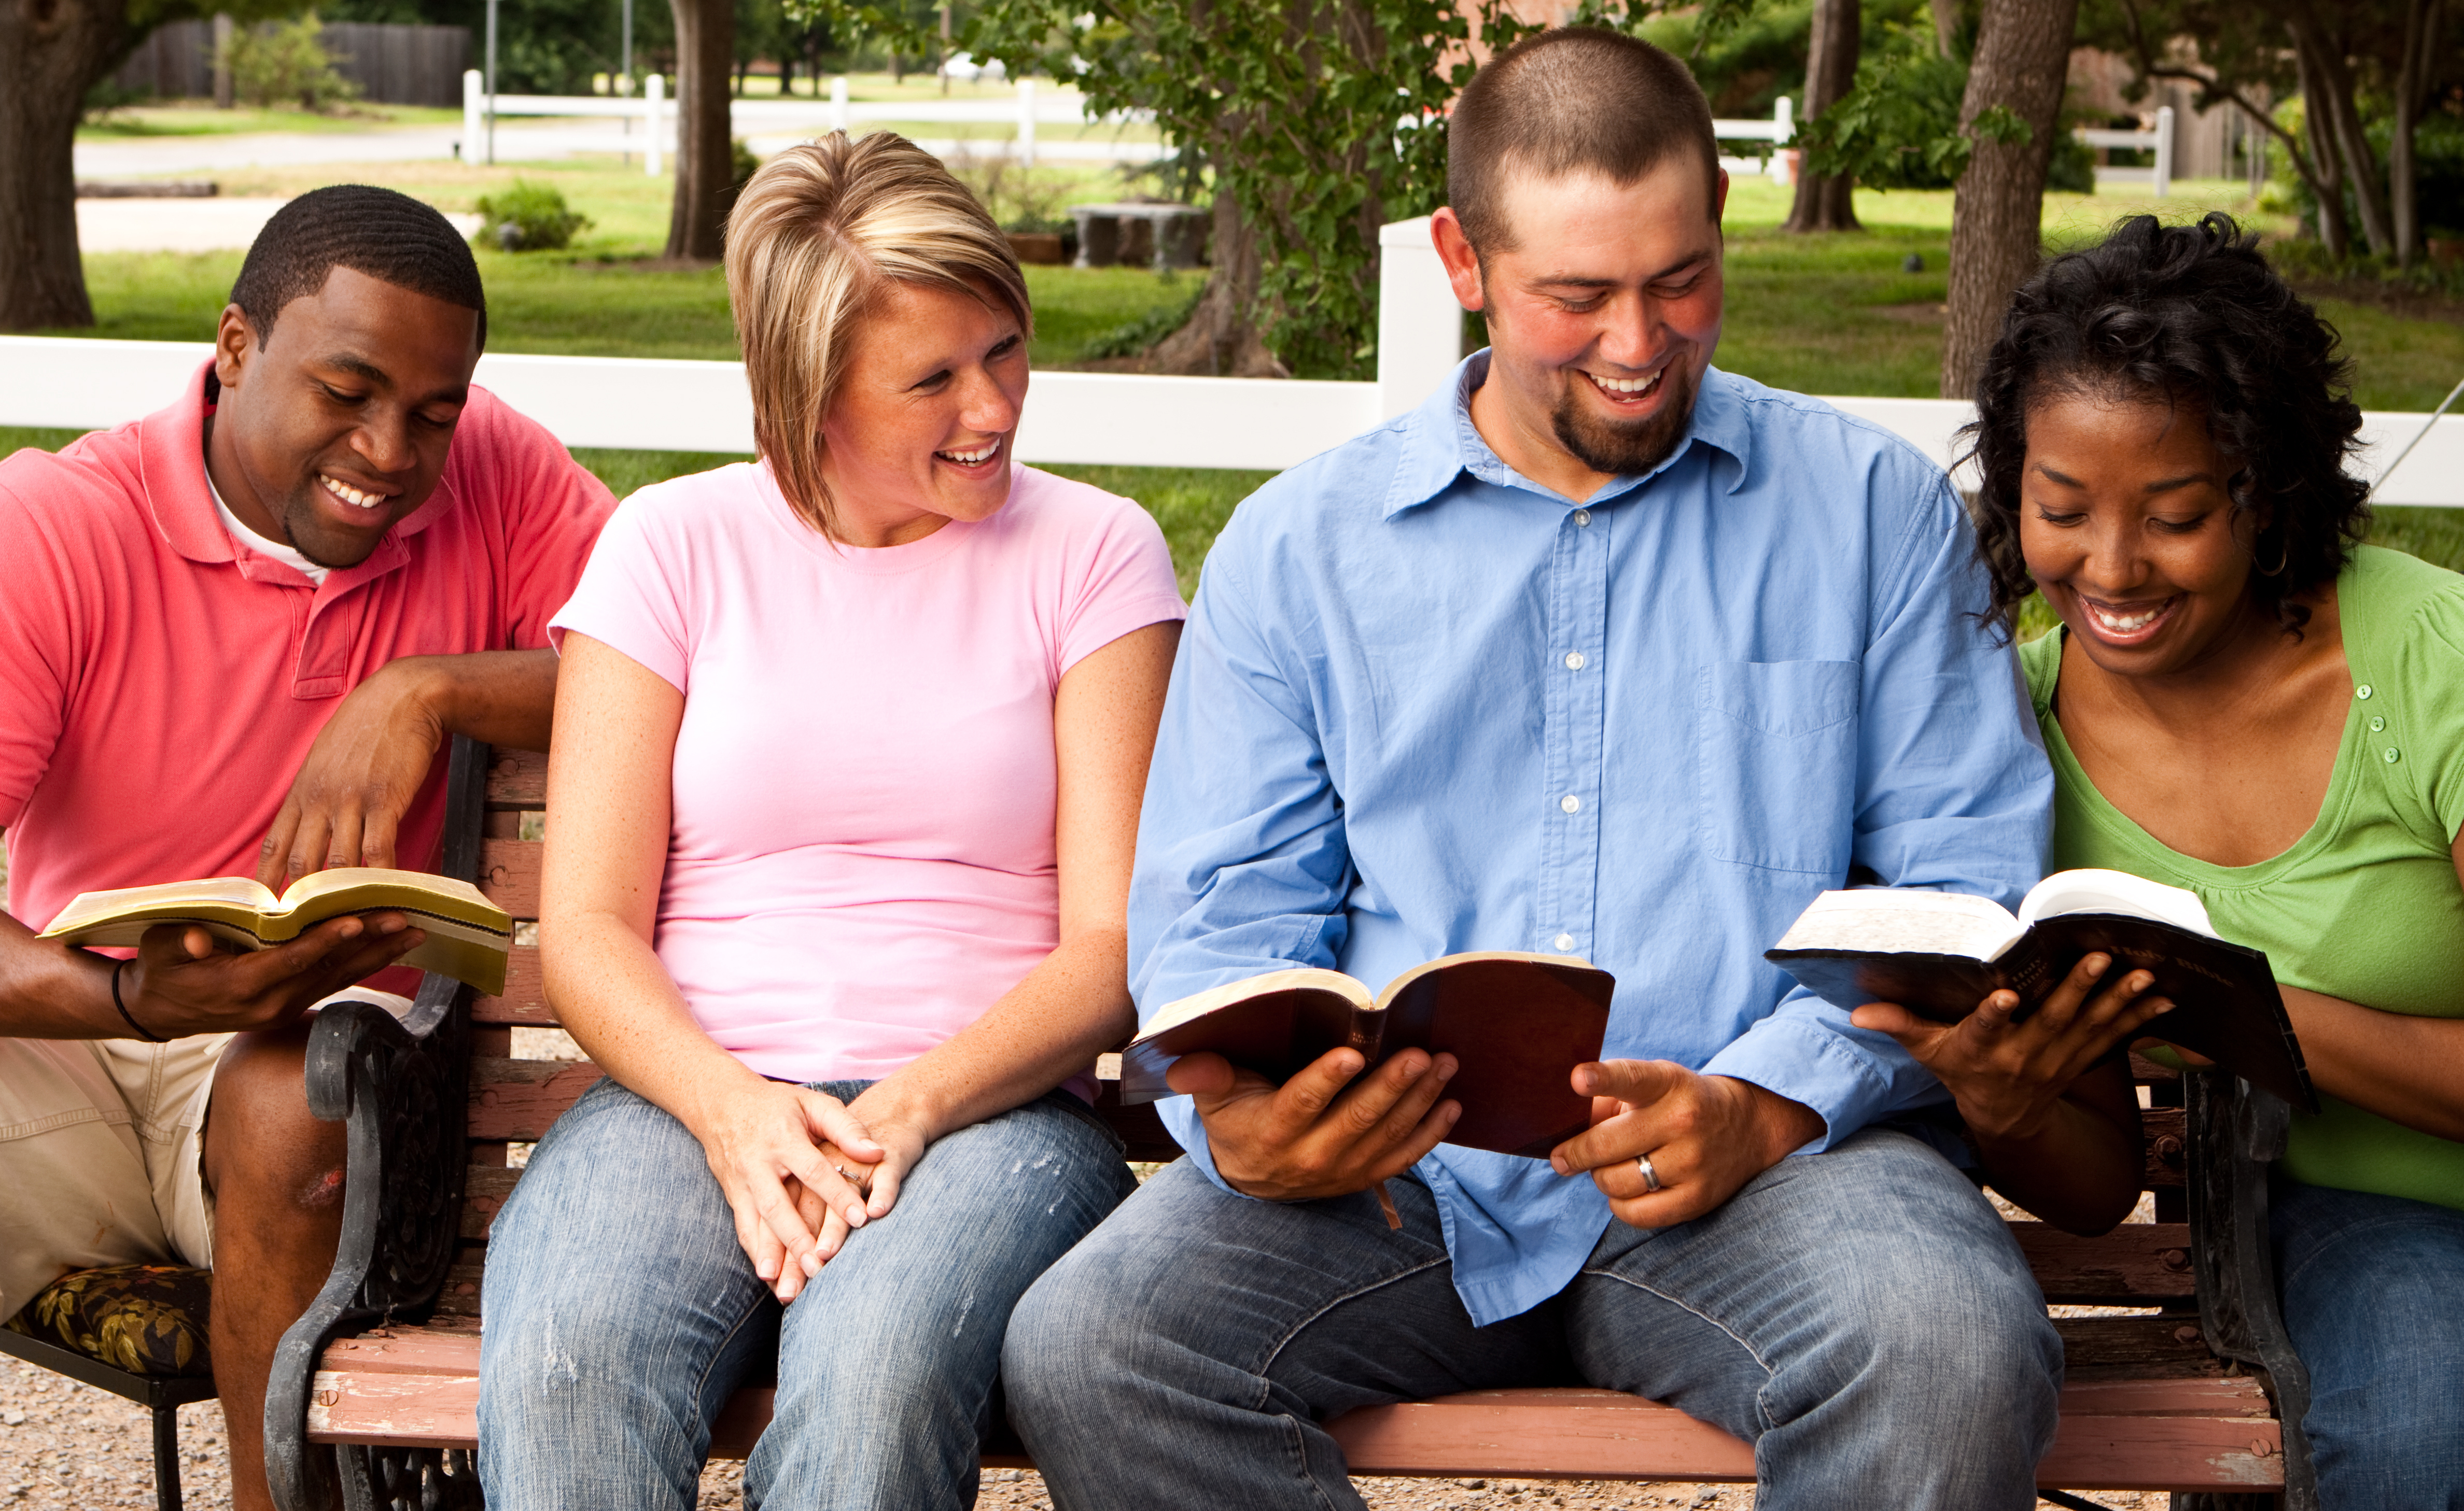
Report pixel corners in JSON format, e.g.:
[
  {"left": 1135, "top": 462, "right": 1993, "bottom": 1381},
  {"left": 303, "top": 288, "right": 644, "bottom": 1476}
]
[
  {"left": 0, "top": 909, "right": 123, "bottom": 1038},
  {"left": 400, "top": 648, "right": 560, "bottom": 754}
]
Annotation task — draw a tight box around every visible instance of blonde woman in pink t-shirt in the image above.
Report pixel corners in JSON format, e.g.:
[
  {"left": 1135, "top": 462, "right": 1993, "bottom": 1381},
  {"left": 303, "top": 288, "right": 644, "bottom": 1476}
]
[{"left": 477, "top": 135, "right": 1188, "bottom": 1510}]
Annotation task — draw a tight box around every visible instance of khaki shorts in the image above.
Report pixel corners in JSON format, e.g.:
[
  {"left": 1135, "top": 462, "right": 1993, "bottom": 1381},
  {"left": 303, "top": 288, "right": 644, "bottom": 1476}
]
[
  {"left": 0, "top": 1033, "right": 228, "bottom": 1317},
  {"left": 0, "top": 988, "right": 415, "bottom": 1318}
]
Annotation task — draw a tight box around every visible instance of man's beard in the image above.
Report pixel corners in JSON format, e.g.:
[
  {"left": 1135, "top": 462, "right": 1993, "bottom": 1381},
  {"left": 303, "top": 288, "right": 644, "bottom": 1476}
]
[{"left": 1549, "top": 361, "right": 1700, "bottom": 479}]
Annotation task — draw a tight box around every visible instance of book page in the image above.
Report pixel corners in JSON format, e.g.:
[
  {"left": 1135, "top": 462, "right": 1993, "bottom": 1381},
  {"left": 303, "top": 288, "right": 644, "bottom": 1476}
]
[
  {"left": 1371, "top": 949, "right": 1591, "bottom": 1011},
  {"left": 1135, "top": 968, "right": 1373, "bottom": 1040},
  {"left": 38, "top": 877, "right": 279, "bottom": 940},
  {"left": 2017, "top": 869, "right": 2215, "bottom": 938},
  {"left": 1769, "top": 889, "right": 2025, "bottom": 962}
]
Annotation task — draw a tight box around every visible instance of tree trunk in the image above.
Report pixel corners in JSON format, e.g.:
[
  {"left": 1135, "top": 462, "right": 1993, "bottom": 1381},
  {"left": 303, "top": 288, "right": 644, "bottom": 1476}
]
[
  {"left": 1940, "top": 0, "right": 2079, "bottom": 399},
  {"left": 2289, "top": 31, "right": 2351, "bottom": 258},
  {"left": 1145, "top": 191, "right": 1289, "bottom": 378},
  {"left": 2288, "top": 7, "right": 2394, "bottom": 258},
  {"left": 664, "top": 0, "right": 735, "bottom": 261},
  {"left": 2389, "top": 0, "right": 2442, "bottom": 265},
  {"left": 1785, "top": 0, "right": 1863, "bottom": 233},
  {"left": 1928, "top": 0, "right": 1963, "bottom": 54},
  {"left": 1, "top": 0, "right": 131, "bottom": 329}
]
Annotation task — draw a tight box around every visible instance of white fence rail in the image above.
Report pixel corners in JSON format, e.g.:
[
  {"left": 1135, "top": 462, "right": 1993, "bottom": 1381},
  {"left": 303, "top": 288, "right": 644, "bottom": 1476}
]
[
  {"left": 463, "top": 71, "right": 1155, "bottom": 171},
  {"left": 8, "top": 215, "right": 2460, "bottom": 500},
  {"left": 2078, "top": 105, "right": 2177, "bottom": 197}
]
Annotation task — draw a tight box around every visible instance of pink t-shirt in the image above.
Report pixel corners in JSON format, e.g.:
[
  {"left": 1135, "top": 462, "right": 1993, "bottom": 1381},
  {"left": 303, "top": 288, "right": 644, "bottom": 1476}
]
[
  {"left": 0, "top": 363, "right": 614, "bottom": 996},
  {"left": 549, "top": 461, "right": 1186, "bottom": 1084}
]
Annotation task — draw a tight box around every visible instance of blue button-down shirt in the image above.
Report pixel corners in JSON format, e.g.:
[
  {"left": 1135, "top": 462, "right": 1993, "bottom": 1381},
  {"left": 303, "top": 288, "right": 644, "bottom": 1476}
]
[{"left": 1130, "top": 355, "right": 2052, "bottom": 1325}]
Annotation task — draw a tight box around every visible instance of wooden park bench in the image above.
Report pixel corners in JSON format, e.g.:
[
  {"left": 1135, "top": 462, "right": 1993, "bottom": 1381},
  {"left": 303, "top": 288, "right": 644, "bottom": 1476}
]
[{"left": 244, "top": 737, "right": 2319, "bottom": 1510}]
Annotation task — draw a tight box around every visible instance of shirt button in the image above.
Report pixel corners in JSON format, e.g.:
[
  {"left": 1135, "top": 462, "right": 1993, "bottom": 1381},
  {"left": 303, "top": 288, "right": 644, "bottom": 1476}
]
[
  {"left": 1564, "top": 651, "right": 1587, "bottom": 671},
  {"left": 1553, "top": 933, "right": 1576, "bottom": 952},
  {"left": 2358, "top": 684, "right": 2374, "bottom": 700},
  {"left": 2386, "top": 747, "right": 2403, "bottom": 764},
  {"left": 1560, "top": 794, "right": 1582, "bottom": 814},
  {"left": 1573, "top": 510, "right": 1592, "bottom": 527},
  {"left": 2371, "top": 715, "right": 2386, "bottom": 732}
]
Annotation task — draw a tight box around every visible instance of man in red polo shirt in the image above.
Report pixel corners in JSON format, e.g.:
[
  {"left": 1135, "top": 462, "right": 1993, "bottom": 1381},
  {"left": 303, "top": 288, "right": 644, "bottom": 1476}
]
[{"left": 0, "top": 185, "right": 613, "bottom": 1509}]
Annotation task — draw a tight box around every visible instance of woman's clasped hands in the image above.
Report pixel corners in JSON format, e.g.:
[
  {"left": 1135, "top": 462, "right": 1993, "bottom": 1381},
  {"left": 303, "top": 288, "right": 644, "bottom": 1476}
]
[{"left": 689, "top": 1078, "right": 933, "bottom": 1303}]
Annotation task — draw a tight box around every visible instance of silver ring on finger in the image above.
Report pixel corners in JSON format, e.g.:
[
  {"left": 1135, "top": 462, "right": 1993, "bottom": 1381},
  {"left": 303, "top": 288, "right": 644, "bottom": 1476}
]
[
  {"left": 833, "top": 1165, "right": 855, "bottom": 1183},
  {"left": 1635, "top": 1153, "right": 1663, "bottom": 1194}
]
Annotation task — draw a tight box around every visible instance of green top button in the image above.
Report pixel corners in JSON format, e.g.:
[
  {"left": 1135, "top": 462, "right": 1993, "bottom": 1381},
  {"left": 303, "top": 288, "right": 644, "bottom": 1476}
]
[
  {"left": 2358, "top": 684, "right": 2374, "bottom": 699},
  {"left": 2385, "top": 747, "right": 2403, "bottom": 764}
]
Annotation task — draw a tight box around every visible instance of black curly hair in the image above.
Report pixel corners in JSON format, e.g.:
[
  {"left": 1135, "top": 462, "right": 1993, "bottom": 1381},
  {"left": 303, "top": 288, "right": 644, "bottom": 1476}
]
[
  {"left": 1961, "top": 212, "right": 2369, "bottom": 640},
  {"left": 230, "top": 184, "right": 487, "bottom": 349}
]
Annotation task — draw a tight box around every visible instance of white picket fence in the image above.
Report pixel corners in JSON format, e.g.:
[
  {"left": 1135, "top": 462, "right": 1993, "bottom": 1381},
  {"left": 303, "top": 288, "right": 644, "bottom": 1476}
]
[
  {"left": 2079, "top": 105, "right": 2178, "bottom": 198},
  {"left": 8, "top": 214, "right": 2461, "bottom": 500},
  {"left": 461, "top": 74, "right": 1799, "bottom": 180}
]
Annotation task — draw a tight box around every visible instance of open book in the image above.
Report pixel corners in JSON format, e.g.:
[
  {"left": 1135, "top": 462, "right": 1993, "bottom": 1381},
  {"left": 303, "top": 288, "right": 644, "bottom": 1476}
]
[
  {"left": 1119, "top": 951, "right": 1615, "bottom": 1158},
  {"left": 1766, "top": 869, "right": 2312, "bottom": 1109},
  {"left": 39, "top": 868, "right": 513, "bottom": 997}
]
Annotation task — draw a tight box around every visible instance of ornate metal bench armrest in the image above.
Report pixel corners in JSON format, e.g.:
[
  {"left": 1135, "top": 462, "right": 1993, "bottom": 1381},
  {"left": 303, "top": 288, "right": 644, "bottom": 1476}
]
[{"left": 2187, "top": 1071, "right": 2318, "bottom": 1511}]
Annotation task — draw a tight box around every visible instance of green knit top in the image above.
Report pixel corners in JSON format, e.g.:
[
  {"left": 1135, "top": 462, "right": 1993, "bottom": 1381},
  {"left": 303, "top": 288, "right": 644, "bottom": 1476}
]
[{"left": 2019, "top": 545, "right": 2464, "bottom": 1209}]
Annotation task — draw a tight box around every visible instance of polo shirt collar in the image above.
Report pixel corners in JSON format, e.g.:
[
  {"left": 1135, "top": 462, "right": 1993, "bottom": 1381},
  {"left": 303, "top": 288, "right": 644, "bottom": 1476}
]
[
  {"left": 1380, "top": 351, "right": 1754, "bottom": 520},
  {"left": 138, "top": 359, "right": 450, "bottom": 592}
]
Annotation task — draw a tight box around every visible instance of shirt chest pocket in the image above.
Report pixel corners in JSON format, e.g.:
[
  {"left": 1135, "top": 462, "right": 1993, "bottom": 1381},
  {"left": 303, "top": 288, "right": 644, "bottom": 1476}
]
[{"left": 1693, "top": 659, "right": 1860, "bottom": 876}]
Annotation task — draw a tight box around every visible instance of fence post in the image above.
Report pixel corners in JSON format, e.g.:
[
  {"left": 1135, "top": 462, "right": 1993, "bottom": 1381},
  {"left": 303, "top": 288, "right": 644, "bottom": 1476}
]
[
  {"left": 212, "top": 13, "right": 234, "bottom": 108},
  {"left": 461, "top": 68, "right": 482, "bottom": 163},
  {"left": 831, "top": 75, "right": 849, "bottom": 136},
  {"left": 1772, "top": 95, "right": 1795, "bottom": 186},
  {"left": 2154, "top": 105, "right": 2174, "bottom": 199},
  {"left": 1377, "top": 216, "right": 1466, "bottom": 421},
  {"left": 1018, "top": 77, "right": 1036, "bottom": 166},
  {"left": 644, "top": 73, "right": 664, "bottom": 176}
]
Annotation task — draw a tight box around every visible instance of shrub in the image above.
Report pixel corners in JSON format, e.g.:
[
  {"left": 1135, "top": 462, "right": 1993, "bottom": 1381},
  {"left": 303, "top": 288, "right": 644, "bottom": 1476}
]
[
  {"left": 474, "top": 180, "right": 591, "bottom": 252},
  {"left": 222, "top": 15, "right": 361, "bottom": 113}
]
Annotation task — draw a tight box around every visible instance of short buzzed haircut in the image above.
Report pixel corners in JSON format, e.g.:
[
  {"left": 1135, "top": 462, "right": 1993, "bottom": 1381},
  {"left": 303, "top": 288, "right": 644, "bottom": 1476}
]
[
  {"left": 229, "top": 184, "right": 488, "bottom": 348},
  {"left": 1448, "top": 27, "right": 1720, "bottom": 253}
]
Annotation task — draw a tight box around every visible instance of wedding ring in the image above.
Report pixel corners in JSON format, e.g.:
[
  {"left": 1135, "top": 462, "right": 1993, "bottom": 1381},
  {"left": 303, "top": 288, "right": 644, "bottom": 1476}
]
[
  {"left": 1635, "top": 1153, "right": 1663, "bottom": 1193},
  {"left": 833, "top": 1165, "right": 855, "bottom": 1183}
]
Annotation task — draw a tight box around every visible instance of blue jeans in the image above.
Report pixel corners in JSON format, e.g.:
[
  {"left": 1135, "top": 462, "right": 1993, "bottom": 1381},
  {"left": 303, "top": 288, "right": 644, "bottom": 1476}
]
[
  {"left": 477, "top": 1077, "right": 1136, "bottom": 1511},
  {"left": 1004, "top": 1127, "right": 2061, "bottom": 1511},
  {"left": 2274, "top": 1179, "right": 2464, "bottom": 1510}
]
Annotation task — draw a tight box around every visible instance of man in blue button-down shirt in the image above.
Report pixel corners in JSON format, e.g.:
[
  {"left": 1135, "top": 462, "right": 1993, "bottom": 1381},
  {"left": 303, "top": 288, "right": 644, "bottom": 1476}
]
[{"left": 1008, "top": 29, "right": 2061, "bottom": 1511}]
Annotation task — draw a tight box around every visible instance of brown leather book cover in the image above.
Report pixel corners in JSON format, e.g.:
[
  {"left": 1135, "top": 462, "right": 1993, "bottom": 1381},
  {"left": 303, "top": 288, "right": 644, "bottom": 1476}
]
[{"left": 1119, "top": 952, "right": 1615, "bottom": 1158}]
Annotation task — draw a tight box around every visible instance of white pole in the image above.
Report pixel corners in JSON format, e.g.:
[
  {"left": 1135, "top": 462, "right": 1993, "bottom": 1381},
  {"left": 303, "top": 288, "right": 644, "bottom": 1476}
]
[
  {"left": 483, "top": 0, "right": 498, "bottom": 165},
  {"left": 2154, "top": 105, "right": 2174, "bottom": 199},
  {"left": 1376, "top": 216, "right": 1467, "bottom": 420},
  {"left": 830, "top": 75, "right": 849, "bottom": 136},
  {"left": 462, "top": 68, "right": 482, "bottom": 163},
  {"left": 645, "top": 73, "right": 663, "bottom": 177},
  {"left": 1018, "top": 77, "right": 1036, "bottom": 166},
  {"left": 1772, "top": 95, "right": 1795, "bottom": 187}
]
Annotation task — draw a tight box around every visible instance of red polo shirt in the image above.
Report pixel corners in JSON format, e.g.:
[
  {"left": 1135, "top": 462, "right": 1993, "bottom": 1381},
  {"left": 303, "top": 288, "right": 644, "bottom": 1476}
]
[{"left": 0, "top": 362, "right": 613, "bottom": 958}]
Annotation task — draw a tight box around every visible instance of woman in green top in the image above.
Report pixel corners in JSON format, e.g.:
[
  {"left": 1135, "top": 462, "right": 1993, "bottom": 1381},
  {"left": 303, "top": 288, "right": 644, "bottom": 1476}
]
[{"left": 1892, "top": 213, "right": 2464, "bottom": 1507}]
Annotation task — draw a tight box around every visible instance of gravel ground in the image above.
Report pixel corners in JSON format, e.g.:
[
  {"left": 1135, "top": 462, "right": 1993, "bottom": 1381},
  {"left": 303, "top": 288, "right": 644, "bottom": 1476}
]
[{"left": 0, "top": 1358, "right": 2163, "bottom": 1511}]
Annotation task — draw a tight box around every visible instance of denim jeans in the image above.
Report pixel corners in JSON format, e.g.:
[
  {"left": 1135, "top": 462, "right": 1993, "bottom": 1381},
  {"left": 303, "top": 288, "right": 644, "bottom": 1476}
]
[
  {"left": 478, "top": 1077, "right": 1135, "bottom": 1511},
  {"left": 2274, "top": 1179, "right": 2464, "bottom": 1510},
  {"left": 1004, "top": 1126, "right": 2061, "bottom": 1511}
]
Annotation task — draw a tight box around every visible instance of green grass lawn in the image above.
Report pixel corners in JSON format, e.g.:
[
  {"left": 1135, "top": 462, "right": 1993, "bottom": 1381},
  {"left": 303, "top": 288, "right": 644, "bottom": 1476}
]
[{"left": 78, "top": 101, "right": 462, "bottom": 139}]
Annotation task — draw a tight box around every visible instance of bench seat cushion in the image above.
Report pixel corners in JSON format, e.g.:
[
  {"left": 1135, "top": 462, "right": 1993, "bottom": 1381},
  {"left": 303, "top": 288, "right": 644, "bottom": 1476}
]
[{"left": 5, "top": 1264, "right": 213, "bottom": 1378}]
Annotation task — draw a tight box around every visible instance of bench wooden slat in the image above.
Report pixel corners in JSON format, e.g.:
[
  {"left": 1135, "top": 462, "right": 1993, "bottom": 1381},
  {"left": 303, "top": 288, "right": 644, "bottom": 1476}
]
[
  {"left": 2012, "top": 1222, "right": 2192, "bottom": 1304},
  {"left": 472, "top": 948, "right": 549, "bottom": 1025},
  {"left": 487, "top": 748, "right": 548, "bottom": 807},
  {"left": 2054, "top": 1316, "right": 2221, "bottom": 1378},
  {"left": 305, "top": 1359, "right": 2281, "bottom": 1490},
  {"left": 479, "top": 839, "right": 541, "bottom": 920}
]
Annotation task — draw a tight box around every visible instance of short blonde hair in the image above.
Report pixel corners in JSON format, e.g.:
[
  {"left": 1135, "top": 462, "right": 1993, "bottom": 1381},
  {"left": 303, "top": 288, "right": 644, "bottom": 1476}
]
[{"left": 725, "top": 132, "right": 1032, "bottom": 538}]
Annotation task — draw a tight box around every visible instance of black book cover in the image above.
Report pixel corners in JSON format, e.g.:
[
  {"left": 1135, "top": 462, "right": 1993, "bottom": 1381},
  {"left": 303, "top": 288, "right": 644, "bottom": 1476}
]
[{"left": 1769, "top": 912, "right": 2316, "bottom": 1111}]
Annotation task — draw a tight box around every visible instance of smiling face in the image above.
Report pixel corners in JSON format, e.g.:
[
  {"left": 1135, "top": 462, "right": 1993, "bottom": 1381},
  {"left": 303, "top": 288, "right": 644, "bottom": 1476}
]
[
  {"left": 206, "top": 265, "right": 482, "bottom": 570},
  {"left": 816, "top": 277, "right": 1029, "bottom": 548},
  {"left": 1432, "top": 153, "right": 1726, "bottom": 500},
  {"left": 2018, "top": 388, "right": 2269, "bottom": 677}
]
